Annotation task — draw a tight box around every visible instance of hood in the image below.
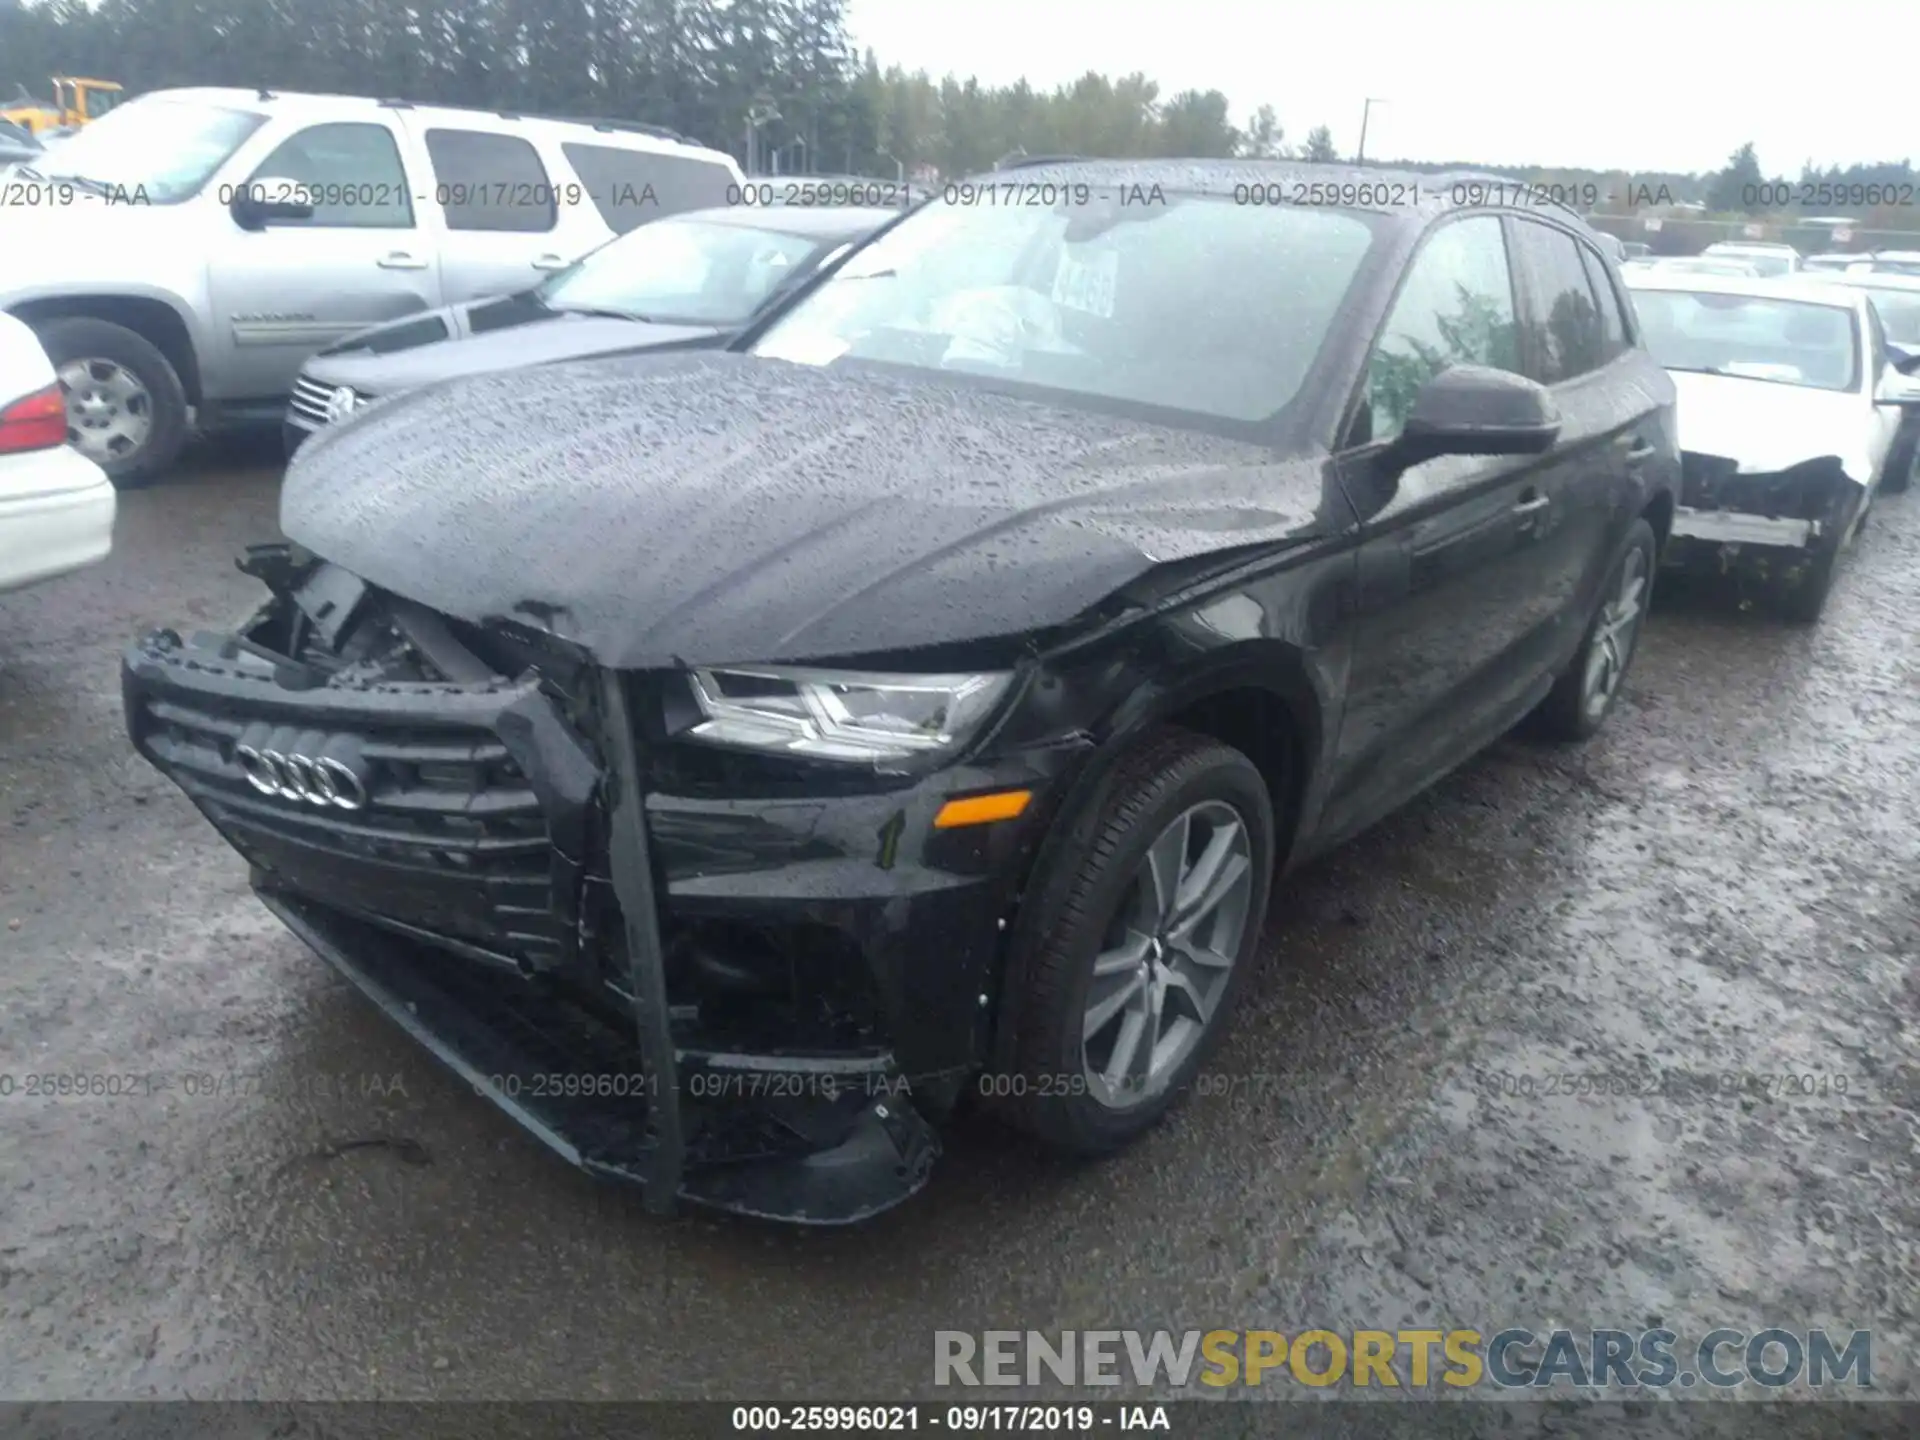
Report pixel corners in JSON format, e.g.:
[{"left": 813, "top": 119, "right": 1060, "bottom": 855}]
[
  {"left": 282, "top": 351, "right": 1333, "bottom": 669},
  {"left": 1668, "top": 370, "right": 1875, "bottom": 484},
  {"left": 305, "top": 295, "right": 725, "bottom": 393}
]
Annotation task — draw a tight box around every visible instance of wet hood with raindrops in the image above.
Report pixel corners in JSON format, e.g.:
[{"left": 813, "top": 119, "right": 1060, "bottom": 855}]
[{"left": 279, "top": 350, "right": 1333, "bottom": 669}]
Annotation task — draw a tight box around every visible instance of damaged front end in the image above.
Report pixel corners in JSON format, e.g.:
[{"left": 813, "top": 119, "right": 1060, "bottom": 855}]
[
  {"left": 123, "top": 543, "right": 955, "bottom": 1224},
  {"left": 1665, "top": 452, "right": 1862, "bottom": 583}
]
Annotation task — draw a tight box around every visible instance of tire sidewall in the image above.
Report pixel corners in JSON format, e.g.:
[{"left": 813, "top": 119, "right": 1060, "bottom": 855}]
[
  {"left": 1021, "top": 740, "right": 1274, "bottom": 1151},
  {"left": 34, "top": 317, "right": 189, "bottom": 486}
]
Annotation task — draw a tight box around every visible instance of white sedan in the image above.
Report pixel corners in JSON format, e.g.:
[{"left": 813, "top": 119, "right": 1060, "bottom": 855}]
[
  {"left": 1622, "top": 269, "right": 1920, "bottom": 622},
  {"left": 0, "top": 311, "right": 116, "bottom": 594}
]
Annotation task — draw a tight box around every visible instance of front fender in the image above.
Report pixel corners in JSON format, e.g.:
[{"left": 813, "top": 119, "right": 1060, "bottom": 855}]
[{"left": 4, "top": 280, "right": 208, "bottom": 357}]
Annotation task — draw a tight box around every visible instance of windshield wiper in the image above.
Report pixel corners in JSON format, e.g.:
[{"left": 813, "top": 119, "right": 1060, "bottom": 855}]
[
  {"left": 48, "top": 172, "right": 115, "bottom": 197},
  {"left": 554, "top": 305, "right": 656, "bottom": 322}
]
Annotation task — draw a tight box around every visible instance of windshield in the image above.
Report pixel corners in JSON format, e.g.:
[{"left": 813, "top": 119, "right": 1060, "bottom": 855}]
[
  {"left": 32, "top": 98, "right": 265, "bottom": 203},
  {"left": 1632, "top": 290, "right": 1859, "bottom": 390},
  {"left": 539, "top": 218, "right": 830, "bottom": 326},
  {"left": 1857, "top": 289, "right": 1920, "bottom": 345},
  {"left": 751, "top": 193, "right": 1377, "bottom": 425}
]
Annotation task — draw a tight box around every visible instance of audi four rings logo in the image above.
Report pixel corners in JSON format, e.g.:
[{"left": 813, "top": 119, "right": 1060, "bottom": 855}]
[{"left": 234, "top": 729, "right": 372, "bottom": 810}]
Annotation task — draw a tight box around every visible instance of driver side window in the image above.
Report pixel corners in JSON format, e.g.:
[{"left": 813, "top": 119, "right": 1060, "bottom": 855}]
[
  {"left": 1362, "top": 216, "right": 1521, "bottom": 444},
  {"left": 245, "top": 122, "right": 413, "bottom": 229}
]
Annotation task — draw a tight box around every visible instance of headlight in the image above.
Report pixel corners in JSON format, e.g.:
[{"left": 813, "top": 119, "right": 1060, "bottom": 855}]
[{"left": 686, "top": 666, "right": 1012, "bottom": 763}]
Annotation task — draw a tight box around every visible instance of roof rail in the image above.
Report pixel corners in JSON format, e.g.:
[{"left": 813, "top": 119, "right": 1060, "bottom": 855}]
[
  {"left": 499, "top": 110, "right": 695, "bottom": 145},
  {"left": 373, "top": 96, "right": 697, "bottom": 147},
  {"left": 1432, "top": 168, "right": 1583, "bottom": 219}
]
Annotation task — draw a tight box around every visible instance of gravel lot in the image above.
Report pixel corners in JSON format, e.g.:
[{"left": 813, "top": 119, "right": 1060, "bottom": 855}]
[{"left": 2, "top": 436, "right": 1915, "bottom": 1402}]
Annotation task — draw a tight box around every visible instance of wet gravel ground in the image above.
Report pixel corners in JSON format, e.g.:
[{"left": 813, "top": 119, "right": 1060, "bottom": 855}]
[{"left": 1, "top": 436, "right": 1915, "bottom": 1404}]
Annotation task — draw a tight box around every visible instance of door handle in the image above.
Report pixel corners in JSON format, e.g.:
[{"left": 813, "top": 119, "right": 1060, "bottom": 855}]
[
  {"left": 531, "top": 253, "right": 568, "bottom": 271},
  {"left": 377, "top": 251, "right": 428, "bottom": 270},
  {"left": 1618, "top": 436, "right": 1658, "bottom": 464},
  {"left": 1513, "top": 490, "right": 1551, "bottom": 517}
]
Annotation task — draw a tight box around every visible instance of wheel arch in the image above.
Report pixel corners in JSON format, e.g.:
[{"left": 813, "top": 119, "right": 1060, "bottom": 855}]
[
  {"left": 9, "top": 292, "right": 203, "bottom": 404},
  {"left": 983, "top": 642, "right": 1329, "bottom": 1081},
  {"left": 1092, "top": 645, "right": 1327, "bottom": 858}
]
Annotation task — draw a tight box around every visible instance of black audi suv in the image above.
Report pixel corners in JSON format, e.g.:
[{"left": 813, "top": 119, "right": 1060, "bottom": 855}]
[{"left": 125, "top": 161, "right": 1679, "bottom": 1224}]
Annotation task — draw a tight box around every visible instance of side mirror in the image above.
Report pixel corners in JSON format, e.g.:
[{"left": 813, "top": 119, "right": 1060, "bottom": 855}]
[
  {"left": 1888, "top": 344, "right": 1920, "bottom": 376},
  {"left": 1390, "top": 365, "right": 1562, "bottom": 467},
  {"left": 229, "top": 177, "right": 315, "bottom": 231}
]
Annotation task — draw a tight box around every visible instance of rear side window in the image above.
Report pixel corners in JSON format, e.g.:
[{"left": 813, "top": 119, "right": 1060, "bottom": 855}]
[
  {"left": 1363, "top": 214, "right": 1521, "bottom": 445},
  {"left": 562, "top": 143, "right": 736, "bottom": 234},
  {"left": 1578, "top": 243, "right": 1633, "bottom": 361},
  {"left": 1509, "top": 219, "right": 1608, "bottom": 383},
  {"left": 424, "top": 129, "right": 555, "bottom": 233}
]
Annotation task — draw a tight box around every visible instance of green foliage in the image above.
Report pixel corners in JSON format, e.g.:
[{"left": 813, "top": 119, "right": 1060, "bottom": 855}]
[
  {"left": 0, "top": 0, "right": 1255, "bottom": 175},
  {"left": 1369, "top": 286, "right": 1519, "bottom": 439},
  {"left": 1705, "top": 142, "right": 1764, "bottom": 213}
]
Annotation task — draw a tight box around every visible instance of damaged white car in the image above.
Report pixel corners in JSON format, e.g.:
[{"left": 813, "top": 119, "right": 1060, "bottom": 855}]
[{"left": 1623, "top": 269, "right": 1920, "bottom": 622}]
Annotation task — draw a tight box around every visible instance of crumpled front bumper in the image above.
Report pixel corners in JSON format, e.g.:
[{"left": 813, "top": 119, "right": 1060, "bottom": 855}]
[
  {"left": 259, "top": 888, "right": 939, "bottom": 1224},
  {"left": 1665, "top": 451, "right": 1859, "bottom": 562},
  {"left": 119, "top": 618, "right": 1046, "bottom": 1224}
]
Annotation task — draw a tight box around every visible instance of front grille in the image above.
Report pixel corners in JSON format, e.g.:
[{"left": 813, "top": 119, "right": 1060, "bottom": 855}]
[
  {"left": 288, "top": 375, "right": 364, "bottom": 428},
  {"left": 140, "top": 693, "right": 565, "bottom": 968}
]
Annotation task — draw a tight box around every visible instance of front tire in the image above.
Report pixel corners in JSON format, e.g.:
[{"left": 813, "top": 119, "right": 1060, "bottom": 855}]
[
  {"left": 33, "top": 317, "right": 189, "bottom": 488},
  {"left": 1881, "top": 429, "right": 1915, "bottom": 495},
  {"left": 1002, "top": 728, "right": 1275, "bottom": 1155},
  {"left": 1537, "top": 516, "right": 1656, "bottom": 741},
  {"left": 1778, "top": 491, "right": 1864, "bottom": 625}
]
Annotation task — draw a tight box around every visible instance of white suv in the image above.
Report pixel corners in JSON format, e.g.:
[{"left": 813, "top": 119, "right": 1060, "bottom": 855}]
[
  {"left": 1, "top": 88, "right": 744, "bottom": 484},
  {"left": 0, "top": 313, "right": 115, "bottom": 594}
]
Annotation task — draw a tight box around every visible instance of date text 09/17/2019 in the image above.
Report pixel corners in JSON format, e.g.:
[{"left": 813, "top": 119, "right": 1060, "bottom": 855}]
[{"left": 729, "top": 1405, "right": 1170, "bottom": 1432}]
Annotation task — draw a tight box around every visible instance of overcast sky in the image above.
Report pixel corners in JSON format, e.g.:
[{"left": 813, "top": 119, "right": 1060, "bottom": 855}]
[{"left": 843, "top": 0, "right": 1914, "bottom": 175}]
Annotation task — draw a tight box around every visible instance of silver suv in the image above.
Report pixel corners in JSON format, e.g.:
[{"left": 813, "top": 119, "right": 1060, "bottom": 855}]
[{"left": 0, "top": 87, "right": 744, "bottom": 484}]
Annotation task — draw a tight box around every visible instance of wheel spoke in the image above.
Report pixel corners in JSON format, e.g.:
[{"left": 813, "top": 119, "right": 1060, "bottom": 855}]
[
  {"left": 1083, "top": 967, "right": 1146, "bottom": 1040},
  {"left": 1617, "top": 573, "right": 1646, "bottom": 617},
  {"left": 1160, "top": 965, "right": 1213, "bottom": 1027},
  {"left": 1168, "top": 931, "right": 1235, "bottom": 969},
  {"left": 1092, "top": 928, "right": 1153, "bottom": 977},
  {"left": 1172, "top": 825, "right": 1246, "bottom": 927},
  {"left": 1102, "top": 1008, "right": 1151, "bottom": 1092},
  {"left": 100, "top": 368, "right": 145, "bottom": 406},
  {"left": 1144, "top": 812, "right": 1190, "bottom": 923},
  {"left": 1583, "top": 635, "right": 1610, "bottom": 697}
]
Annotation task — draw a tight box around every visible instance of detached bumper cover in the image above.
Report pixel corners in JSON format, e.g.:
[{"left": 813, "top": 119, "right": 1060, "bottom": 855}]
[
  {"left": 120, "top": 619, "right": 1045, "bottom": 1223},
  {"left": 261, "top": 889, "right": 938, "bottom": 1223}
]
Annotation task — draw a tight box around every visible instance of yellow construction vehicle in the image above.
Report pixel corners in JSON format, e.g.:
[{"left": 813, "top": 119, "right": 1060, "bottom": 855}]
[{"left": 0, "top": 78, "right": 125, "bottom": 135}]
